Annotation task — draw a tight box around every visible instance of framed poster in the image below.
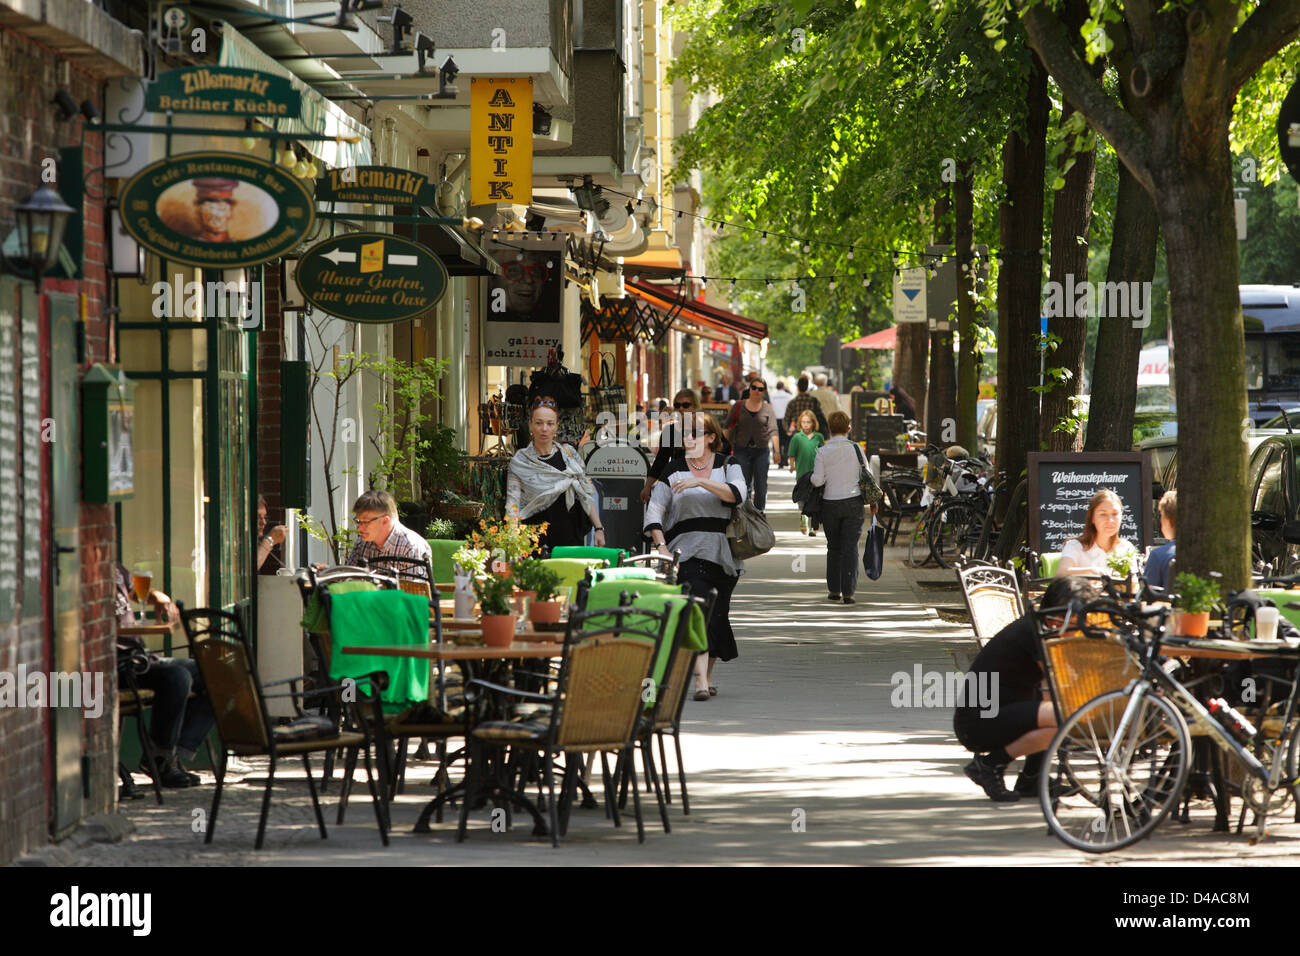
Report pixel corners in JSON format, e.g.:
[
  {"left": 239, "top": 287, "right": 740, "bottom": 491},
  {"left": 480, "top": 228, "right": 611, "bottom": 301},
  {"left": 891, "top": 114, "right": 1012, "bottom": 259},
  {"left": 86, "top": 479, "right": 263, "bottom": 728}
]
[{"left": 482, "top": 236, "right": 564, "bottom": 366}]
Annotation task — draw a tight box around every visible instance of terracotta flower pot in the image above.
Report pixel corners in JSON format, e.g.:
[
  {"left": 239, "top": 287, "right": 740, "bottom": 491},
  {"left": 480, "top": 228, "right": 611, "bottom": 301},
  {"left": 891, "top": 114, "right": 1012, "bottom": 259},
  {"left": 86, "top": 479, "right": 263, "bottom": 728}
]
[
  {"left": 529, "top": 599, "right": 563, "bottom": 624},
  {"left": 1173, "top": 610, "right": 1210, "bottom": 637},
  {"left": 481, "top": 614, "right": 517, "bottom": 647}
]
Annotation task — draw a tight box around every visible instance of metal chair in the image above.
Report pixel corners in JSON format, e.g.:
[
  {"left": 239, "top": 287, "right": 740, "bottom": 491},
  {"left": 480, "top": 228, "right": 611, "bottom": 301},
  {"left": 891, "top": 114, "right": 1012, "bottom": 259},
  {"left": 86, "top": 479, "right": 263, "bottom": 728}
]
[
  {"left": 956, "top": 562, "right": 1025, "bottom": 645},
  {"left": 623, "top": 550, "right": 680, "bottom": 584},
  {"left": 180, "top": 606, "right": 389, "bottom": 850}
]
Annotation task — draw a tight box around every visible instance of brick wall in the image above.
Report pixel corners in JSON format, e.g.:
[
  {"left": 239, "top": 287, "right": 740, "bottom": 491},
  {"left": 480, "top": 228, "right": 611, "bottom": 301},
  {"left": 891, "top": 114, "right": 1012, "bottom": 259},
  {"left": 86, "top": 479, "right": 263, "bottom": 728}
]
[{"left": 0, "top": 28, "right": 116, "bottom": 864}]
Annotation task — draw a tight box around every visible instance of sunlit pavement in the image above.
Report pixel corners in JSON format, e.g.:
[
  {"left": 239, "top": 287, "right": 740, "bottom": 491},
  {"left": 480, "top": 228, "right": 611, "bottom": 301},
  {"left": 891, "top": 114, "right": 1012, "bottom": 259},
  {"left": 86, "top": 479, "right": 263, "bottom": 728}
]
[{"left": 72, "top": 469, "right": 1300, "bottom": 866}]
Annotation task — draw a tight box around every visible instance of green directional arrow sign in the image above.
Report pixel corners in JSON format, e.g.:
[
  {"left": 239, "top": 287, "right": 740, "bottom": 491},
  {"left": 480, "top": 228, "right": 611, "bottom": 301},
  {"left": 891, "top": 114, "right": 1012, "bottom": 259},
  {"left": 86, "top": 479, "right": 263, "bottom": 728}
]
[{"left": 297, "top": 232, "right": 448, "bottom": 323}]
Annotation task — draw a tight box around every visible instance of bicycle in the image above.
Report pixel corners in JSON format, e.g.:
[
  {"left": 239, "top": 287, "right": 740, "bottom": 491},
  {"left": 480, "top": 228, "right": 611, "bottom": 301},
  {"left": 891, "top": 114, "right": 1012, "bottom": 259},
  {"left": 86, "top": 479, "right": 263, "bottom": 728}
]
[
  {"left": 1037, "top": 595, "right": 1300, "bottom": 852},
  {"left": 911, "top": 450, "right": 994, "bottom": 568},
  {"left": 928, "top": 470, "right": 1007, "bottom": 568}
]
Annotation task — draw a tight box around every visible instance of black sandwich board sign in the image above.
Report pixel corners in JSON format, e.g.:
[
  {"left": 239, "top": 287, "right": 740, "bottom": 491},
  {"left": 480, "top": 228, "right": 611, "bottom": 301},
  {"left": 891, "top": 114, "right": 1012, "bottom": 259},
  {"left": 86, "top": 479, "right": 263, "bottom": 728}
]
[{"left": 1026, "top": 452, "right": 1153, "bottom": 554}]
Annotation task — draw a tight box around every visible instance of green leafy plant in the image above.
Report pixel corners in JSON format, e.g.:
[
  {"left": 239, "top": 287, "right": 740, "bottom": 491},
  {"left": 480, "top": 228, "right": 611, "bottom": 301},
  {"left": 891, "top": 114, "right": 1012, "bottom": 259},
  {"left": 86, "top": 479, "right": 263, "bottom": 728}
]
[
  {"left": 363, "top": 355, "right": 454, "bottom": 499},
  {"left": 427, "top": 517, "right": 457, "bottom": 540},
  {"left": 451, "top": 544, "right": 487, "bottom": 577},
  {"left": 473, "top": 571, "right": 515, "bottom": 616},
  {"left": 513, "top": 558, "right": 562, "bottom": 602},
  {"left": 1106, "top": 551, "right": 1135, "bottom": 579},
  {"left": 1174, "top": 572, "right": 1218, "bottom": 614}
]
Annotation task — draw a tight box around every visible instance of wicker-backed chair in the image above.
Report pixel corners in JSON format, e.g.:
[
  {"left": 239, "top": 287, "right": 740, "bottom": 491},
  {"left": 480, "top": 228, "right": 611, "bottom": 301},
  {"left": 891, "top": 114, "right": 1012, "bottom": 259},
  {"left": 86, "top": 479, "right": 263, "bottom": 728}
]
[
  {"left": 957, "top": 563, "right": 1025, "bottom": 645},
  {"left": 623, "top": 551, "right": 680, "bottom": 584},
  {"left": 181, "top": 606, "right": 389, "bottom": 850},
  {"left": 457, "top": 604, "right": 672, "bottom": 846}
]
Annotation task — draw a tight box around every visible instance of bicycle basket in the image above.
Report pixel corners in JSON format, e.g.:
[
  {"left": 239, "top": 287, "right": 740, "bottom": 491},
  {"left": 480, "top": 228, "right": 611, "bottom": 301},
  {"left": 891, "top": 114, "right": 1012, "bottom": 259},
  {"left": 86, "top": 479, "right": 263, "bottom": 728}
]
[{"left": 1042, "top": 634, "right": 1139, "bottom": 726}]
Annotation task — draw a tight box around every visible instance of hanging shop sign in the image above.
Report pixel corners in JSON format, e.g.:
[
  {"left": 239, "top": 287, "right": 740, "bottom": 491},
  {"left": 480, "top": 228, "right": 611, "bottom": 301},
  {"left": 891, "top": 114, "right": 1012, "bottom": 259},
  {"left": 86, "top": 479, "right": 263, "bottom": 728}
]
[
  {"left": 316, "top": 165, "right": 435, "bottom": 206},
  {"left": 296, "top": 232, "right": 447, "bottom": 323},
  {"left": 145, "top": 66, "right": 302, "bottom": 118},
  {"left": 482, "top": 236, "right": 563, "bottom": 365},
  {"left": 117, "top": 152, "right": 315, "bottom": 268},
  {"left": 470, "top": 78, "right": 533, "bottom": 205}
]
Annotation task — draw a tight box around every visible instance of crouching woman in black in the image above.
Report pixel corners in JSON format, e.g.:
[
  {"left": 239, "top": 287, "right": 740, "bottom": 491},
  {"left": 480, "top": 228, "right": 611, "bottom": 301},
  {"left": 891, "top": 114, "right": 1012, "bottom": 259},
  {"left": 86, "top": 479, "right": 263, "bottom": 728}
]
[{"left": 954, "top": 576, "right": 1100, "bottom": 802}]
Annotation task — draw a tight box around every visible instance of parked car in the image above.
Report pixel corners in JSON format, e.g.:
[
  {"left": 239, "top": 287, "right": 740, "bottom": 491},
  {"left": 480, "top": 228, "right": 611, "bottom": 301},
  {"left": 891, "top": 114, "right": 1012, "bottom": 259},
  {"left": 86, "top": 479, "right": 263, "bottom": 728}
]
[{"left": 976, "top": 404, "right": 996, "bottom": 459}]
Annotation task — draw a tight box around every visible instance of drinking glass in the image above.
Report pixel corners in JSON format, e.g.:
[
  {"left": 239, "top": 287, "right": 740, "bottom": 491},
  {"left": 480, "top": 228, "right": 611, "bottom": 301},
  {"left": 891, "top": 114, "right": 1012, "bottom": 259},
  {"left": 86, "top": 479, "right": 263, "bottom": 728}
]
[
  {"left": 1256, "top": 606, "right": 1280, "bottom": 642},
  {"left": 132, "top": 570, "right": 153, "bottom": 603}
]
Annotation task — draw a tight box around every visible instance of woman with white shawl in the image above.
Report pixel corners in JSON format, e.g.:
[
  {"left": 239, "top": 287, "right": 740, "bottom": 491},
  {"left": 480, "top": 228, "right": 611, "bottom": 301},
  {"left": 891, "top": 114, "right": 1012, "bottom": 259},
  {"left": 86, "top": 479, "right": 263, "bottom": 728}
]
[{"left": 506, "top": 396, "right": 605, "bottom": 550}]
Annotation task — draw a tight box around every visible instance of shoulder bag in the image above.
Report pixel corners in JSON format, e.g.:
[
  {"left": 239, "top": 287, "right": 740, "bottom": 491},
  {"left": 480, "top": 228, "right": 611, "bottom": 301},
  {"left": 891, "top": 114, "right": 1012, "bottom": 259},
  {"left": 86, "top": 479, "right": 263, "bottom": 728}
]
[
  {"left": 727, "top": 488, "right": 775, "bottom": 560},
  {"left": 851, "top": 442, "right": 884, "bottom": 506}
]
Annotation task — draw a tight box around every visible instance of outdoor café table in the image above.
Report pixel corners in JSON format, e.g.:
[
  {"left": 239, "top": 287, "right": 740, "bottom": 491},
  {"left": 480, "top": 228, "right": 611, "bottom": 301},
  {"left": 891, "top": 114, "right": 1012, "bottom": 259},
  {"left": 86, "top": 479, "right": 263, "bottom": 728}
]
[
  {"left": 1160, "top": 635, "right": 1300, "bottom": 829},
  {"left": 339, "top": 638, "right": 566, "bottom": 836},
  {"left": 119, "top": 622, "right": 180, "bottom": 655}
]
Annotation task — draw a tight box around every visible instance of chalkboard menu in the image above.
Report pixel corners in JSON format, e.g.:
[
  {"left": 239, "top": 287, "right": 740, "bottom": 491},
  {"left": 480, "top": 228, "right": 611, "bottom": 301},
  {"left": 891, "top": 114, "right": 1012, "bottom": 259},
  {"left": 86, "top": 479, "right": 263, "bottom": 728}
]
[
  {"left": 1027, "top": 452, "right": 1153, "bottom": 554},
  {"left": 851, "top": 391, "right": 891, "bottom": 443},
  {"left": 860, "top": 414, "right": 906, "bottom": 453}
]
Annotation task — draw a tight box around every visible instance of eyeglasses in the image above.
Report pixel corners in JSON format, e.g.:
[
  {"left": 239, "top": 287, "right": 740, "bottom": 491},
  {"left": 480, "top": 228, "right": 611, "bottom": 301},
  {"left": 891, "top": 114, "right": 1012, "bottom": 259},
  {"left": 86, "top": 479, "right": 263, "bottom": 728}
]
[
  {"left": 355, "top": 514, "right": 387, "bottom": 528},
  {"left": 532, "top": 397, "right": 558, "bottom": 411},
  {"left": 751, "top": 385, "right": 766, "bottom": 391},
  {"left": 673, "top": 402, "right": 694, "bottom": 409},
  {"left": 502, "top": 261, "right": 550, "bottom": 282}
]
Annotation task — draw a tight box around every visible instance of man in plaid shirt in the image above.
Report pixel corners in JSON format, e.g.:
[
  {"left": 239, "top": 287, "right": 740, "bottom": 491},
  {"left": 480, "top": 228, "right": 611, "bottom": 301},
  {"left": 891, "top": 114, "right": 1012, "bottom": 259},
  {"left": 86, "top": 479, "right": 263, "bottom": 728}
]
[
  {"left": 345, "top": 489, "right": 433, "bottom": 577},
  {"left": 783, "top": 375, "right": 828, "bottom": 439}
]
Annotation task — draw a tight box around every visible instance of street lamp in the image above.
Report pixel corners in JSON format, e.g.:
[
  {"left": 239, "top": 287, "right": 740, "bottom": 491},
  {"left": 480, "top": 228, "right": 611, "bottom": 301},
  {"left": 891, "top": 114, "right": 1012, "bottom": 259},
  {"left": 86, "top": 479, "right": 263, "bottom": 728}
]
[{"left": 2, "top": 184, "right": 76, "bottom": 283}]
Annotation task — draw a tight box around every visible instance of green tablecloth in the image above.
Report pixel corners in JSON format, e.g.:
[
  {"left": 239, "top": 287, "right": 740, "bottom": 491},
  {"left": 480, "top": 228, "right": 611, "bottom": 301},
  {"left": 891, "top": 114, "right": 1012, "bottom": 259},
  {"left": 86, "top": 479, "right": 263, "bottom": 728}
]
[
  {"left": 328, "top": 589, "right": 430, "bottom": 712},
  {"left": 591, "top": 567, "right": 657, "bottom": 583},
  {"left": 300, "top": 579, "right": 377, "bottom": 635},
  {"left": 427, "top": 538, "right": 467, "bottom": 584},
  {"left": 551, "top": 545, "right": 625, "bottom": 567},
  {"left": 581, "top": 580, "right": 707, "bottom": 699}
]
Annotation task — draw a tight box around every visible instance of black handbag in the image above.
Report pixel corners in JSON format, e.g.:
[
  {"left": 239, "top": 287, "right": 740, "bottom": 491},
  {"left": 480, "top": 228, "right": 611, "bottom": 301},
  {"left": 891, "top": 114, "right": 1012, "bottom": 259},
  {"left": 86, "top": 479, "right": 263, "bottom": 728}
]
[{"left": 863, "top": 514, "right": 885, "bottom": 580}]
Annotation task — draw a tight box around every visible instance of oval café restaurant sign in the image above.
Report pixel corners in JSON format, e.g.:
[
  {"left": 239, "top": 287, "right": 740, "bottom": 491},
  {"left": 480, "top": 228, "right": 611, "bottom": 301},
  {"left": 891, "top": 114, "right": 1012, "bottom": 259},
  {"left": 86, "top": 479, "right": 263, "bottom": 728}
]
[{"left": 296, "top": 233, "right": 448, "bottom": 323}]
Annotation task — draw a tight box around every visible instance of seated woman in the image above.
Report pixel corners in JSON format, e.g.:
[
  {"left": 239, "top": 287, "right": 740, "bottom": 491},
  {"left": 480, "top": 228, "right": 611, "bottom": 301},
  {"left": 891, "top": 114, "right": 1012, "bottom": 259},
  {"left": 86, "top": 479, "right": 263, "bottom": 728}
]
[
  {"left": 506, "top": 396, "right": 606, "bottom": 551},
  {"left": 645, "top": 412, "right": 746, "bottom": 701},
  {"left": 1056, "top": 488, "right": 1138, "bottom": 576},
  {"left": 955, "top": 576, "right": 1101, "bottom": 801}
]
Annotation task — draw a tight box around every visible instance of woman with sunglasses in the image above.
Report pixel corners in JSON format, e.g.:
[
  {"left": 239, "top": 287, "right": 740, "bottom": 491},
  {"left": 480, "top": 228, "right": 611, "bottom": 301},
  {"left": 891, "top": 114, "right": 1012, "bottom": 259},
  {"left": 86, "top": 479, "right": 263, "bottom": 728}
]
[
  {"left": 640, "top": 388, "right": 700, "bottom": 504},
  {"left": 645, "top": 412, "right": 746, "bottom": 699},
  {"left": 726, "top": 377, "right": 780, "bottom": 513},
  {"left": 506, "top": 396, "right": 605, "bottom": 550}
]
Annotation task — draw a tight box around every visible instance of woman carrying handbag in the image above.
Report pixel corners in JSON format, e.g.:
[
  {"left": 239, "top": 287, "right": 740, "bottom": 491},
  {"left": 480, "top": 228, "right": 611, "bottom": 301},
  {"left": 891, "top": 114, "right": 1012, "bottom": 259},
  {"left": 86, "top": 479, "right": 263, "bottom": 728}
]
[{"left": 810, "top": 411, "right": 879, "bottom": 604}]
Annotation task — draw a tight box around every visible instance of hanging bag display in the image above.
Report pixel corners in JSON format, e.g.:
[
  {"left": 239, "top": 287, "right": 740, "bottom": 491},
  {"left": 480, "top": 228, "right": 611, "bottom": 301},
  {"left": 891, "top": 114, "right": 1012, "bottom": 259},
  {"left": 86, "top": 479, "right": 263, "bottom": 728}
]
[{"left": 593, "top": 355, "right": 627, "bottom": 419}]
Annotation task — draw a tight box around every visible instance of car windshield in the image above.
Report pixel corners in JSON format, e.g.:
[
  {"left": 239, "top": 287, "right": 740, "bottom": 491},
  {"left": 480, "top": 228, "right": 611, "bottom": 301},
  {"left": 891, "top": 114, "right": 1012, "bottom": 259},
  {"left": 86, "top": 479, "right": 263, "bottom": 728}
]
[{"left": 1247, "top": 333, "right": 1300, "bottom": 393}]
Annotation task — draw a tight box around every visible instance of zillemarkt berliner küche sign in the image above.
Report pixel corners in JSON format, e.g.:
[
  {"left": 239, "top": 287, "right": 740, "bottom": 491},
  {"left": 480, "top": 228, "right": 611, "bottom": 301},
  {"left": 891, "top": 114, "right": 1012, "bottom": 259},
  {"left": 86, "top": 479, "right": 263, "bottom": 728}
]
[
  {"left": 296, "top": 233, "right": 448, "bottom": 324},
  {"left": 145, "top": 66, "right": 302, "bottom": 118},
  {"left": 117, "top": 152, "right": 315, "bottom": 268}
]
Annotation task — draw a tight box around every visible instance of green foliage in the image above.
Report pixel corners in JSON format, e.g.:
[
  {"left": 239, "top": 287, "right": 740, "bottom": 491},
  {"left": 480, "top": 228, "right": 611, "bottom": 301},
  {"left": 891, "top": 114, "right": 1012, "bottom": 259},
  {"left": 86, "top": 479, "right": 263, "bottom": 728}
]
[
  {"left": 427, "top": 517, "right": 456, "bottom": 540},
  {"left": 512, "top": 558, "right": 562, "bottom": 602},
  {"left": 363, "top": 355, "right": 452, "bottom": 497},
  {"left": 1174, "top": 572, "right": 1219, "bottom": 615},
  {"left": 299, "top": 512, "right": 356, "bottom": 562},
  {"left": 1106, "top": 550, "right": 1134, "bottom": 579},
  {"left": 473, "top": 572, "right": 515, "bottom": 617}
]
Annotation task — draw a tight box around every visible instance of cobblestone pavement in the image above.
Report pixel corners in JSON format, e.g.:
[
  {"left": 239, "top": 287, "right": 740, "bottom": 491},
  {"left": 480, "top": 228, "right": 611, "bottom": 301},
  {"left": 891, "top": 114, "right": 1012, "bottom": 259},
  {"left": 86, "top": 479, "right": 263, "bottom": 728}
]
[{"left": 58, "top": 470, "right": 1300, "bottom": 866}]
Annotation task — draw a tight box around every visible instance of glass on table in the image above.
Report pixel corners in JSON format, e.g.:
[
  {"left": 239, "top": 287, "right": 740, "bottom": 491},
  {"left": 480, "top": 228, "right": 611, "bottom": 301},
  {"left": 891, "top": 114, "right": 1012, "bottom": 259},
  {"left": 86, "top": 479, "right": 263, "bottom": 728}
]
[{"left": 131, "top": 570, "right": 153, "bottom": 603}]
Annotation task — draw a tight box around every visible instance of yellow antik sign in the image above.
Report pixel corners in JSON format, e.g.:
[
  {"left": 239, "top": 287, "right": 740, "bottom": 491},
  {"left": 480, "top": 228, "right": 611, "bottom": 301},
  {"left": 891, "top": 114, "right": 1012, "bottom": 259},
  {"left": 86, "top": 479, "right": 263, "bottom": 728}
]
[{"left": 470, "top": 78, "right": 533, "bottom": 205}]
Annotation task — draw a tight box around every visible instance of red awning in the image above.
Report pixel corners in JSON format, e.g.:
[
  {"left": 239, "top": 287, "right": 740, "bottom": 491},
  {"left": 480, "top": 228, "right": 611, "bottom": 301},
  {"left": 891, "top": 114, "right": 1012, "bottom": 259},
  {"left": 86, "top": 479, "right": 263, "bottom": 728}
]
[
  {"left": 842, "top": 326, "right": 897, "bottom": 350},
  {"left": 626, "top": 281, "right": 768, "bottom": 341}
]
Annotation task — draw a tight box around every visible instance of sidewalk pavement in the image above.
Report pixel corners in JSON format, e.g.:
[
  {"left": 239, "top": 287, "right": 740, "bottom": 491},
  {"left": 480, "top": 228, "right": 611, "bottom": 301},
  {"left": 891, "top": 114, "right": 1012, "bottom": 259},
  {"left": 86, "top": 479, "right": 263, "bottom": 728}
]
[{"left": 55, "top": 470, "right": 1300, "bottom": 866}]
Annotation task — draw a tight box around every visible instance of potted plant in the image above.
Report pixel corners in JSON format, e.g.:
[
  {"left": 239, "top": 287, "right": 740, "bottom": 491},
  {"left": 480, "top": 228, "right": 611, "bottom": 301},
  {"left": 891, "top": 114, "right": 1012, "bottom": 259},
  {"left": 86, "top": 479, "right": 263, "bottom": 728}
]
[
  {"left": 894, "top": 432, "right": 911, "bottom": 453},
  {"left": 473, "top": 571, "right": 517, "bottom": 646},
  {"left": 470, "top": 519, "right": 546, "bottom": 574},
  {"left": 1106, "top": 551, "right": 1137, "bottom": 596},
  {"left": 516, "top": 559, "right": 564, "bottom": 624},
  {"left": 1172, "top": 571, "right": 1218, "bottom": 637},
  {"left": 450, "top": 545, "right": 487, "bottom": 620}
]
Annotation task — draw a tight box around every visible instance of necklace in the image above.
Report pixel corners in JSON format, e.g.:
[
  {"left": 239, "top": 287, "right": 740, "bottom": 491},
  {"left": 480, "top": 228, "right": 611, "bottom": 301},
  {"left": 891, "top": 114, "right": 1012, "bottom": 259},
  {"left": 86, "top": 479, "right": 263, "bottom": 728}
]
[{"left": 687, "top": 454, "right": 712, "bottom": 472}]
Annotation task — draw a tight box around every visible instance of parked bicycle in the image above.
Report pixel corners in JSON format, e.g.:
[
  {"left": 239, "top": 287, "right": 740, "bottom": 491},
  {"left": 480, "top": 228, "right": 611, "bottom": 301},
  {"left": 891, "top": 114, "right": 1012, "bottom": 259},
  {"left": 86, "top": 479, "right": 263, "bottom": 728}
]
[{"left": 1037, "top": 595, "right": 1300, "bottom": 852}]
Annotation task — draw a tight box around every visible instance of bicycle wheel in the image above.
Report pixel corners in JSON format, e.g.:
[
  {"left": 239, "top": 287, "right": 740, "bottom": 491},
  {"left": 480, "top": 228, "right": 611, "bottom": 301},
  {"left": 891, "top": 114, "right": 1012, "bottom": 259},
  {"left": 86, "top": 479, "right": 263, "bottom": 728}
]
[
  {"left": 928, "top": 500, "right": 985, "bottom": 569},
  {"left": 1039, "top": 689, "right": 1191, "bottom": 852},
  {"left": 908, "top": 506, "right": 936, "bottom": 567}
]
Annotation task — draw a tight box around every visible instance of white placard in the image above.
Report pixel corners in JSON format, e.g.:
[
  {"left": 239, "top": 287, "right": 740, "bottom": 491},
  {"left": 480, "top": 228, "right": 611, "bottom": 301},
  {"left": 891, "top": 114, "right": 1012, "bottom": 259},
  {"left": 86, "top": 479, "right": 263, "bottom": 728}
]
[{"left": 893, "top": 267, "right": 927, "bottom": 323}]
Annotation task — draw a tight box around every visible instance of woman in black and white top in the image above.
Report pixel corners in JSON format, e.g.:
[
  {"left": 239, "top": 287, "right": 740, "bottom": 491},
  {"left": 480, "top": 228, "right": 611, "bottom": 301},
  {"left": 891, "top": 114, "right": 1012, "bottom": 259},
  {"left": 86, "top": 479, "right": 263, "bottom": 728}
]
[
  {"left": 810, "top": 410, "right": 878, "bottom": 605},
  {"left": 645, "top": 411, "right": 747, "bottom": 701}
]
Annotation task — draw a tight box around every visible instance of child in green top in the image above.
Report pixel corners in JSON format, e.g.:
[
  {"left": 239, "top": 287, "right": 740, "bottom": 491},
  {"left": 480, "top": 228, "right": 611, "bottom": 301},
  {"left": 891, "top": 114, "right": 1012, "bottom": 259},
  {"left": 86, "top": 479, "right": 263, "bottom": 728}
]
[{"left": 788, "top": 409, "right": 825, "bottom": 535}]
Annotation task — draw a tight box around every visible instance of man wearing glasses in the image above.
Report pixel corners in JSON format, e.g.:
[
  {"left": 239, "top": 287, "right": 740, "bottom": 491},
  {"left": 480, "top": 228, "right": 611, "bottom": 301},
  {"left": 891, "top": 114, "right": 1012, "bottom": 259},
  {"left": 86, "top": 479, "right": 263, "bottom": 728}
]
[
  {"left": 345, "top": 489, "right": 432, "bottom": 574},
  {"left": 491, "top": 249, "right": 558, "bottom": 322}
]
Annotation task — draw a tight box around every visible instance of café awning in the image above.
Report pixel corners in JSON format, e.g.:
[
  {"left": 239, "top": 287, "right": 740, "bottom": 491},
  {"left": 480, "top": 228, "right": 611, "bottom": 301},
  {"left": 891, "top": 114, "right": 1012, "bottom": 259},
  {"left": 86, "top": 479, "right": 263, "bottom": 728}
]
[
  {"left": 625, "top": 280, "right": 768, "bottom": 342},
  {"left": 842, "top": 327, "right": 897, "bottom": 350}
]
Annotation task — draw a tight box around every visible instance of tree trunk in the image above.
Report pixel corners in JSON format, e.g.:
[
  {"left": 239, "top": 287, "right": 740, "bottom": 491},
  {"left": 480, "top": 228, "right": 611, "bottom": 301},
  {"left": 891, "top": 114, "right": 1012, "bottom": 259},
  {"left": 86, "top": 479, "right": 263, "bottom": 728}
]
[
  {"left": 894, "top": 323, "right": 927, "bottom": 415},
  {"left": 926, "top": 195, "right": 957, "bottom": 439},
  {"left": 1084, "top": 157, "right": 1158, "bottom": 451},
  {"left": 954, "top": 163, "right": 978, "bottom": 450},
  {"left": 1039, "top": 103, "right": 1099, "bottom": 451},
  {"left": 996, "top": 55, "right": 1049, "bottom": 483},
  {"left": 1154, "top": 150, "right": 1250, "bottom": 587}
]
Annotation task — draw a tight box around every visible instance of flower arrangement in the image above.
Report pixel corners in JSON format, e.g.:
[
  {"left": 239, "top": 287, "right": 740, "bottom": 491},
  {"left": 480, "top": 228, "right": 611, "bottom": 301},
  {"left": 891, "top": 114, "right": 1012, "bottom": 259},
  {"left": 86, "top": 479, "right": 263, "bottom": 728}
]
[
  {"left": 469, "top": 518, "right": 546, "bottom": 569},
  {"left": 451, "top": 544, "right": 487, "bottom": 577},
  {"left": 473, "top": 571, "right": 516, "bottom": 616}
]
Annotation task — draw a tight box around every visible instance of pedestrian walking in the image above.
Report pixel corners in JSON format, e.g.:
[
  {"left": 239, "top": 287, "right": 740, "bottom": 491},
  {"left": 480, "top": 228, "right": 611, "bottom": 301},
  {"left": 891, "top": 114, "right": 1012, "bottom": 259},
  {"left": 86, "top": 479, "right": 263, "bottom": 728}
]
[
  {"left": 506, "top": 396, "right": 605, "bottom": 550},
  {"left": 770, "top": 379, "right": 794, "bottom": 459},
  {"left": 783, "top": 375, "right": 828, "bottom": 439},
  {"left": 788, "top": 409, "right": 825, "bottom": 535},
  {"left": 810, "top": 411, "right": 878, "bottom": 604},
  {"left": 641, "top": 387, "right": 698, "bottom": 504},
  {"left": 727, "top": 377, "right": 780, "bottom": 513},
  {"left": 645, "top": 412, "right": 745, "bottom": 700}
]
